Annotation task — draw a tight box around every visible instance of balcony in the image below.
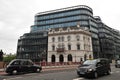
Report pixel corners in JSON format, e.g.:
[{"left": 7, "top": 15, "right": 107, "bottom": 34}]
[{"left": 56, "top": 48, "right": 65, "bottom": 52}]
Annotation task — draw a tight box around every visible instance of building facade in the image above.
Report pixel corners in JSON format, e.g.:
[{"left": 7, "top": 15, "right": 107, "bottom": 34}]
[
  {"left": 47, "top": 26, "right": 93, "bottom": 63},
  {"left": 95, "top": 16, "right": 120, "bottom": 59},
  {"left": 17, "top": 31, "right": 48, "bottom": 62},
  {"left": 17, "top": 5, "right": 120, "bottom": 61},
  {"left": 32, "top": 5, "right": 100, "bottom": 58}
]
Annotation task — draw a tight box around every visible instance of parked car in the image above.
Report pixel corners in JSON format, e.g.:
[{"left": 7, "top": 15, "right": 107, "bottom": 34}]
[
  {"left": 77, "top": 58, "right": 111, "bottom": 78},
  {"left": 5, "top": 59, "right": 42, "bottom": 74},
  {"left": 115, "top": 59, "right": 120, "bottom": 68}
]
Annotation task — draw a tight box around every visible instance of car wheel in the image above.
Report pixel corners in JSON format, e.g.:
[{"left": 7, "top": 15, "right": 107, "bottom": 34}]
[
  {"left": 107, "top": 70, "right": 111, "bottom": 75},
  {"left": 94, "top": 72, "right": 98, "bottom": 78},
  {"left": 12, "top": 70, "right": 18, "bottom": 74},
  {"left": 36, "top": 68, "right": 40, "bottom": 73}
]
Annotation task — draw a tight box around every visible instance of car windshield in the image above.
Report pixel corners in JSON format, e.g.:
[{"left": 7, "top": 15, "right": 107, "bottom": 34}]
[{"left": 83, "top": 60, "right": 97, "bottom": 65}]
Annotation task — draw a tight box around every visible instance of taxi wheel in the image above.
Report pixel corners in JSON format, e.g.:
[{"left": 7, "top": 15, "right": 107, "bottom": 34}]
[
  {"left": 36, "top": 68, "right": 40, "bottom": 73},
  {"left": 107, "top": 70, "right": 111, "bottom": 75},
  {"left": 94, "top": 72, "right": 98, "bottom": 78},
  {"left": 12, "top": 70, "right": 18, "bottom": 74}
]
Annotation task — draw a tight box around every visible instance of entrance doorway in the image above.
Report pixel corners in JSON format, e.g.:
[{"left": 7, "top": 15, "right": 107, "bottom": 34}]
[
  {"left": 59, "top": 54, "right": 64, "bottom": 63},
  {"left": 51, "top": 55, "right": 55, "bottom": 62},
  {"left": 68, "top": 54, "right": 72, "bottom": 61}
]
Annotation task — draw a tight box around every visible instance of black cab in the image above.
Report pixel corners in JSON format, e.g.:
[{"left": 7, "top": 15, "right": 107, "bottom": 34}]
[
  {"left": 5, "top": 59, "right": 42, "bottom": 74},
  {"left": 77, "top": 58, "right": 111, "bottom": 78}
]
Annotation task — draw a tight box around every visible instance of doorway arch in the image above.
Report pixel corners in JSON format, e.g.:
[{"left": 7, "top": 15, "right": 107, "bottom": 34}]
[
  {"left": 68, "top": 54, "right": 72, "bottom": 61},
  {"left": 51, "top": 55, "right": 56, "bottom": 62},
  {"left": 59, "top": 54, "right": 64, "bottom": 62}
]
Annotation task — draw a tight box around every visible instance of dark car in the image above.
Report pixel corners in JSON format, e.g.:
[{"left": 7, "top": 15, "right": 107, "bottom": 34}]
[
  {"left": 115, "top": 59, "right": 120, "bottom": 68},
  {"left": 77, "top": 58, "right": 111, "bottom": 78},
  {"left": 5, "top": 59, "right": 42, "bottom": 74}
]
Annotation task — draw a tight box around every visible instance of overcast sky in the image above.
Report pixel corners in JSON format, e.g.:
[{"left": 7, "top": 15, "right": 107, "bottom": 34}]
[{"left": 0, "top": 0, "right": 120, "bottom": 54}]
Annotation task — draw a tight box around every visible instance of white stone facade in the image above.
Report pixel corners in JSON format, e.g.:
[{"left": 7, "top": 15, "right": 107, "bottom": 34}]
[{"left": 47, "top": 26, "right": 93, "bottom": 63}]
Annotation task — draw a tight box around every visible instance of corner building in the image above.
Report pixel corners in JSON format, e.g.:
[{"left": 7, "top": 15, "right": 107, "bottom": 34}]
[
  {"left": 32, "top": 5, "right": 100, "bottom": 58},
  {"left": 47, "top": 26, "right": 93, "bottom": 63},
  {"left": 17, "top": 5, "right": 120, "bottom": 62}
]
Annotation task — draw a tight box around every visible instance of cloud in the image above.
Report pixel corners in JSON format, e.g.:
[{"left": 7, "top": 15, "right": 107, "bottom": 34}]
[{"left": 0, "top": 0, "right": 120, "bottom": 54}]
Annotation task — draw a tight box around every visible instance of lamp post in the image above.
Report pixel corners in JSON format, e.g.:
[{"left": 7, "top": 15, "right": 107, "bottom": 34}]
[
  {"left": 75, "top": 54, "right": 76, "bottom": 64},
  {"left": 41, "top": 50, "right": 46, "bottom": 66}
]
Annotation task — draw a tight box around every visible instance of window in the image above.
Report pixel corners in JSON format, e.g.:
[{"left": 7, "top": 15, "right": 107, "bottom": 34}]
[
  {"left": 67, "top": 36, "right": 71, "bottom": 41},
  {"left": 11, "top": 61, "right": 20, "bottom": 65},
  {"left": 62, "top": 36, "right": 64, "bottom": 41},
  {"left": 68, "top": 44, "right": 71, "bottom": 50},
  {"left": 76, "top": 35, "right": 80, "bottom": 41},
  {"left": 58, "top": 37, "right": 60, "bottom": 42},
  {"left": 52, "top": 37, "right": 55, "bottom": 42},
  {"left": 88, "top": 37, "right": 90, "bottom": 42},
  {"left": 52, "top": 45, "right": 55, "bottom": 51},
  {"left": 77, "top": 44, "right": 80, "bottom": 50}
]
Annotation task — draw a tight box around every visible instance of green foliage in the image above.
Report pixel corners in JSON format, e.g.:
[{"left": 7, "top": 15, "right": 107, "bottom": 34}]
[{"left": 3, "top": 54, "right": 16, "bottom": 62}]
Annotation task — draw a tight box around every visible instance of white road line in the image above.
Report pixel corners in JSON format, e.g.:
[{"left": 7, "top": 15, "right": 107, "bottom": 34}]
[
  {"left": 3, "top": 77, "right": 23, "bottom": 80},
  {"left": 111, "top": 72, "right": 114, "bottom": 74},
  {"left": 73, "top": 78, "right": 84, "bottom": 80},
  {"left": 116, "top": 71, "right": 120, "bottom": 73}
]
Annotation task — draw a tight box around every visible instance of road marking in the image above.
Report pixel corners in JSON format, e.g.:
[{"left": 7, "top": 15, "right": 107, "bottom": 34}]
[
  {"left": 73, "top": 78, "right": 84, "bottom": 80},
  {"left": 111, "top": 72, "right": 113, "bottom": 74},
  {"left": 3, "top": 77, "right": 23, "bottom": 80},
  {"left": 116, "top": 71, "right": 120, "bottom": 73},
  {"left": 24, "top": 73, "right": 38, "bottom": 75}
]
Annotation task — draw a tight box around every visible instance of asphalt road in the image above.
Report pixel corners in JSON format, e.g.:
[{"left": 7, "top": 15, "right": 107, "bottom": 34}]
[{"left": 0, "top": 65, "right": 120, "bottom": 80}]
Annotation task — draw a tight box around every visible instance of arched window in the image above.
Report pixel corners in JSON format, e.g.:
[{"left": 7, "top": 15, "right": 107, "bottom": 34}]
[
  {"left": 58, "top": 37, "right": 60, "bottom": 42},
  {"left": 52, "top": 37, "right": 55, "bottom": 42},
  {"left": 68, "top": 54, "right": 72, "bottom": 61},
  {"left": 52, "top": 45, "right": 55, "bottom": 51},
  {"left": 68, "top": 44, "right": 71, "bottom": 50},
  {"left": 59, "top": 54, "right": 64, "bottom": 62},
  {"left": 51, "top": 55, "right": 56, "bottom": 62},
  {"left": 77, "top": 44, "right": 80, "bottom": 50},
  {"left": 61, "top": 36, "right": 64, "bottom": 41},
  {"left": 67, "top": 36, "right": 71, "bottom": 41},
  {"left": 76, "top": 35, "right": 80, "bottom": 41}
]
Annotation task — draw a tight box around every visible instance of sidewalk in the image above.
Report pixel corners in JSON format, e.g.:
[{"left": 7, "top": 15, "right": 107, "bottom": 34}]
[{"left": 0, "top": 65, "right": 78, "bottom": 72}]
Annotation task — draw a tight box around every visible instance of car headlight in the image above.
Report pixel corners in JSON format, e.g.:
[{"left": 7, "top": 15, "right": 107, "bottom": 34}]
[{"left": 88, "top": 68, "right": 93, "bottom": 72}]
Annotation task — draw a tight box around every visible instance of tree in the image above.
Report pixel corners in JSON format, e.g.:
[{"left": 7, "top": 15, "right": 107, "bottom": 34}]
[
  {"left": 3, "top": 53, "right": 16, "bottom": 63},
  {"left": 0, "top": 50, "right": 3, "bottom": 61}
]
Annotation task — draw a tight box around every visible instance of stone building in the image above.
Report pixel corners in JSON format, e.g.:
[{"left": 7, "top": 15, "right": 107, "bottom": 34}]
[{"left": 47, "top": 26, "right": 93, "bottom": 63}]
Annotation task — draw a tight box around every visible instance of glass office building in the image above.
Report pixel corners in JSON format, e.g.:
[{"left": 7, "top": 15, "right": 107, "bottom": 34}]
[
  {"left": 17, "top": 31, "right": 48, "bottom": 62},
  {"left": 31, "top": 5, "right": 100, "bottom": 58},
  {"left": 96, "top": 16, "right": 120, "bottom": 59},
  {"left": 17, "top": 5, "right": 120, "bottom": 61}
]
